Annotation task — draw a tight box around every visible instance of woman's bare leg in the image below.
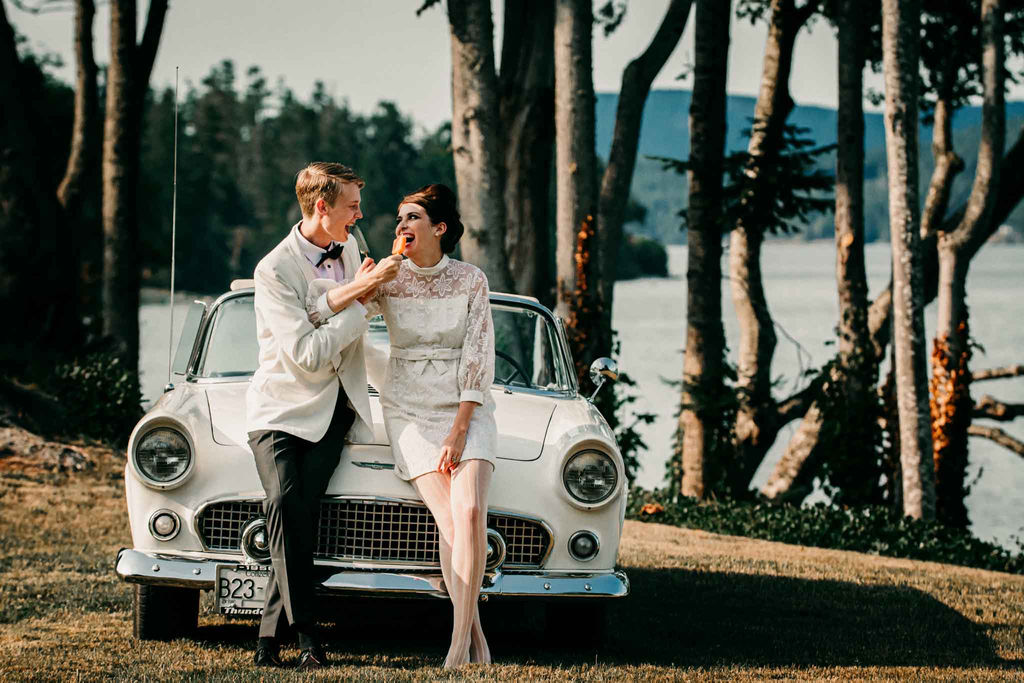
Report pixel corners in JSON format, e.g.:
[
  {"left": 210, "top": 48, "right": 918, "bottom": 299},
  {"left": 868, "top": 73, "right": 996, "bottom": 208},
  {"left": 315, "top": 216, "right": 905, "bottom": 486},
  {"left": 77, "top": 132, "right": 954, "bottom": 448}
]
[
  {"left": 411, "top": 471, "right": 454, "bottom": 586},
  {"left": 445, "top": 459, "right": 493, "bottom": 667},
  {"left": 412, "top": 470, "right": 489, "bottom": 664}
]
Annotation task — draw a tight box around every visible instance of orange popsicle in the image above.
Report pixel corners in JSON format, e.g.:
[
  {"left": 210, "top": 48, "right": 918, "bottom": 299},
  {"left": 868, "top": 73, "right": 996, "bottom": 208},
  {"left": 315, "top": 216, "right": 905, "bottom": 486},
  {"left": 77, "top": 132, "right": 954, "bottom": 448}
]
[{"left": 391, "top": 235, "right": 407, "bottom": 256}]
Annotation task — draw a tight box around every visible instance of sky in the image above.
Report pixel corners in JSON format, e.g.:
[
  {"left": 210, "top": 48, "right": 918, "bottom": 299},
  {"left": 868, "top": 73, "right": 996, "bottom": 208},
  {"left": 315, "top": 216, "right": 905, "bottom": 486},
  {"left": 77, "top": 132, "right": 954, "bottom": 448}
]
[
  {"left": 9, "top": 0, "right": 1021, "bottom": 134},
  {"left": 7, "top": 0, "right": 892, "bottom": 134}
]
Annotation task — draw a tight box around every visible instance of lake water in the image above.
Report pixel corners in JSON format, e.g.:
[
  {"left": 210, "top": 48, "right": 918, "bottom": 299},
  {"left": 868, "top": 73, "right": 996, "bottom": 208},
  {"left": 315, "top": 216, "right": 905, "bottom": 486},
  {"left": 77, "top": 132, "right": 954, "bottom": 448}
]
[{"left": 139, "top": 242, "right": 1024, "bottom": 550}]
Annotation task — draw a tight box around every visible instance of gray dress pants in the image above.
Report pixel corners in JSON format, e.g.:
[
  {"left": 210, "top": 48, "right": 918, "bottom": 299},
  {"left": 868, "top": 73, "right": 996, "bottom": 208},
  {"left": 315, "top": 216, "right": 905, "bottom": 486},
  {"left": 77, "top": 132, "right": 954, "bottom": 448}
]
[{"left": 247, "top": 389, "right": 355, "bottom": 639}]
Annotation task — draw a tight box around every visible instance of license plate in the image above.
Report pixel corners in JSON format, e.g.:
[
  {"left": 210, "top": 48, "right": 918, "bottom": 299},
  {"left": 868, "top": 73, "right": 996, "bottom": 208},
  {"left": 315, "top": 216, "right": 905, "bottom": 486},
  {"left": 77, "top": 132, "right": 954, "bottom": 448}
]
[{"left": 216, "top": 564, "right": 271, "bottom": 615}]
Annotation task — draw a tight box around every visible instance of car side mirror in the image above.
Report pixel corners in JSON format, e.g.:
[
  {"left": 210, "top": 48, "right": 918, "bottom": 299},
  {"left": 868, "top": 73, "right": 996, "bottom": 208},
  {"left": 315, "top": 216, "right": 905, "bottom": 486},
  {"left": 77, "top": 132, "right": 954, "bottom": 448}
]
[{"left": 588, "top": 357, "right": 619, "bottom": 402}]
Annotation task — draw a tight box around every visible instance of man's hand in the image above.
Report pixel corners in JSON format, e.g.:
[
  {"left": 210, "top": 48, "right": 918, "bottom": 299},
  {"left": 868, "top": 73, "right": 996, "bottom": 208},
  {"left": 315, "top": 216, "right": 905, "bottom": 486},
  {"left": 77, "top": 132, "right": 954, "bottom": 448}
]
[
  {"left": 324, "top": 256, "right": 397, "bottom": 315},
  {"left": 371, "top": 254, "right": 402, "bottom": 284},
  {"left": 355, "top": 256, "right": 376, "bottom": 277}
]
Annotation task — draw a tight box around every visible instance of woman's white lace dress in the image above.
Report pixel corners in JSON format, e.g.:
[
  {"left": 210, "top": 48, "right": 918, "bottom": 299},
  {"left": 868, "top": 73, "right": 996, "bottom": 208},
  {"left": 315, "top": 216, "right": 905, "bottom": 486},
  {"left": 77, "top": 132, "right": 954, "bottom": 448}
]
[{"left": 367, "top": 255, "right": 497, "bottom": 480}]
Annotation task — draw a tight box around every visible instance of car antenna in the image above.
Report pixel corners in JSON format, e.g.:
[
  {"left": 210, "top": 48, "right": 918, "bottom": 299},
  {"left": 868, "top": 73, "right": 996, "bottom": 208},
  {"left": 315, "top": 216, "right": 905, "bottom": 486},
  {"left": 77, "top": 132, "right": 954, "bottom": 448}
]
[{"left": 166, "top": 66, "right": 180, "bottom": 390}]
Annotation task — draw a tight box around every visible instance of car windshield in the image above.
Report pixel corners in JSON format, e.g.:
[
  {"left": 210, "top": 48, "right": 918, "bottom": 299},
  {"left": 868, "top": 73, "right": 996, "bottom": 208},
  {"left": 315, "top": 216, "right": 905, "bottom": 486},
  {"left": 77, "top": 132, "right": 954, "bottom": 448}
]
[{"left": 194, "top": 295, "right": 574, "bottom": 393}]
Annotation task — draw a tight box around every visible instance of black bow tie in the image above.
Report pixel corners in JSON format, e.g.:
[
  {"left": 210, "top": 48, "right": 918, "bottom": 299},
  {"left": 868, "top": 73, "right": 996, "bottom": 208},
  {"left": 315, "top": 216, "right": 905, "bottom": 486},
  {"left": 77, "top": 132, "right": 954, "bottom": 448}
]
[{"left": 315, "top": 243, "right": 343, "bottom": 267}]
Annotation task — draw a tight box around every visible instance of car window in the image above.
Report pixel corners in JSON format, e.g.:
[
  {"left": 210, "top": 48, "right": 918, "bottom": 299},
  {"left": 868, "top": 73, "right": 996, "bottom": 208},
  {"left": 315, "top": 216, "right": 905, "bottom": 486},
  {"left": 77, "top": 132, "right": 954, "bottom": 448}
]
[
  {"left": 491, "top": 305, "right": 573, "bottom": 391},
  {"left": 195, "top": 296, "right": 259, "bottom": 377},
  {"left": 195, "top": 295, "right": 573, "bottom": 393}
]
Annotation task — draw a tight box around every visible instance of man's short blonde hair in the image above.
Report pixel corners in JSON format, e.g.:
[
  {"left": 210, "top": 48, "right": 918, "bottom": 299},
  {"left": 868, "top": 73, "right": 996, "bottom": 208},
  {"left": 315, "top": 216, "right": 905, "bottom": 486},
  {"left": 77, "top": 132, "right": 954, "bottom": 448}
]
[{"left": 295, "top": 162, "right": 365, "bottom": 217}]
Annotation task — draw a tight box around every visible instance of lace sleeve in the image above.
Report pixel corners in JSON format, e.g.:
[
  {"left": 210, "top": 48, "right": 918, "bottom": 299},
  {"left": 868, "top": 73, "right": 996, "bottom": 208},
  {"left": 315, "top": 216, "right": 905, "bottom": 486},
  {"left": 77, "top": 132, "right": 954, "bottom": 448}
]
[
  {"left": 458, "top": 269, "right": 494, "bottom": 404},
  {"left": 362, "top": 274, "right": 395, "bottom": 319}
]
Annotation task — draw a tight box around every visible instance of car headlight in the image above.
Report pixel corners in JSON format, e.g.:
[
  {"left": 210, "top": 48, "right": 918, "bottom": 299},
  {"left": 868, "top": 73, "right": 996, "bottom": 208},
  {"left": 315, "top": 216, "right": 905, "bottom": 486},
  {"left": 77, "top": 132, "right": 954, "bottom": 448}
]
[
  {"left": 135, "top": 427, "right": 192, "bottom": 485},
  {"left": 562, "top": 449, "right": 618, "bottom": 504}
]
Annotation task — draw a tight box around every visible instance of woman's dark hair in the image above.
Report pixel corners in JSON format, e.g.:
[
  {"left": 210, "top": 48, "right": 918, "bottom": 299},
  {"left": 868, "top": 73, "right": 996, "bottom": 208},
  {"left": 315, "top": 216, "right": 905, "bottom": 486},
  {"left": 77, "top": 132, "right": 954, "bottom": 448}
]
[{"left": 399, "top": 183, "right": 464, "bottom": 254}]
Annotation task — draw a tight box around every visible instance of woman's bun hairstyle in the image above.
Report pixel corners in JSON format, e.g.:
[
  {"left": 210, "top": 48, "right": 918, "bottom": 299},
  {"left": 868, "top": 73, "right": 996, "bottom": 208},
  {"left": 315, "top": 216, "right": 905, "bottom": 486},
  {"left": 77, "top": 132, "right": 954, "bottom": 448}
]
[{"left": 399, "top": 183, "right": 464, "bottom": 254}]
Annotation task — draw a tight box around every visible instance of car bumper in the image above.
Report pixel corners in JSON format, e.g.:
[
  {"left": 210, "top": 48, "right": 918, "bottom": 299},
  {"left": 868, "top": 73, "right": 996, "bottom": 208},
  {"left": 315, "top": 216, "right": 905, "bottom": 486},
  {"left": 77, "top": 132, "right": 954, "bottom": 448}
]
[{"left": 115, "top": 548, "right": 629, "bottom": 599}]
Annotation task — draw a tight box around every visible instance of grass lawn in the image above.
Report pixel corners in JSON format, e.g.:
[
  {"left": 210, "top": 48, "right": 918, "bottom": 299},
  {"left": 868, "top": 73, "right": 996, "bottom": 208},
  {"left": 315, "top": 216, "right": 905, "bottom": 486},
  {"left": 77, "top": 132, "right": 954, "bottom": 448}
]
[{"left": 1, "top": 438, "right": 1022, "bottom": 681}]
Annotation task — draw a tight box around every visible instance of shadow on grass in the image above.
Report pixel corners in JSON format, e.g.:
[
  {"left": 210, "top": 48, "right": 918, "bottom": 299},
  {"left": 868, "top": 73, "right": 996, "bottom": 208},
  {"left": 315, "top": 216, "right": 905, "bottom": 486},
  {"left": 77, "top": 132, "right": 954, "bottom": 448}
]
[
  {"left": 189, "top": 567, "right": 1013, "bottom": 670},
  {"left": 591, "top": 567, "right": 1003, "bottom": 669}
]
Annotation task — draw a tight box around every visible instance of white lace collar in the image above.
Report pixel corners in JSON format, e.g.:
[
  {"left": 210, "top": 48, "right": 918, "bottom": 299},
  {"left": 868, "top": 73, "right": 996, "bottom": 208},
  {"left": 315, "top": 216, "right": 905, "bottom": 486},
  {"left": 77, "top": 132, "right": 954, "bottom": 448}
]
[{"left": 406, "top": 254, "right": 449, "bottom": 276}]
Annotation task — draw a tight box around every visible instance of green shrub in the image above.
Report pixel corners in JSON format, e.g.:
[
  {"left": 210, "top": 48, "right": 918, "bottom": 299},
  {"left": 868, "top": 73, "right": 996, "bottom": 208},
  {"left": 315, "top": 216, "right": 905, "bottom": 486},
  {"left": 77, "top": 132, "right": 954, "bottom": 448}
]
[
  {"left": 51, "top": 352, "right": 143, "bottom": 446},
  {"left": 617, "top": 235, "right": 669, "bottom": 280},
  {"left": 627, "top": 488, "right": 1024, "bottom": 575}
]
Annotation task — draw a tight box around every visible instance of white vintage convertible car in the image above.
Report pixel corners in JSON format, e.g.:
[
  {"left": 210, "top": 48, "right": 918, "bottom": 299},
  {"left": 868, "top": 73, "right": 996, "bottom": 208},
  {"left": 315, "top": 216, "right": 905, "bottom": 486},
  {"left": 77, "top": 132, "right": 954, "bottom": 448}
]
[{"left": 115, "top": 282, "right": 629, "bottom": 640}]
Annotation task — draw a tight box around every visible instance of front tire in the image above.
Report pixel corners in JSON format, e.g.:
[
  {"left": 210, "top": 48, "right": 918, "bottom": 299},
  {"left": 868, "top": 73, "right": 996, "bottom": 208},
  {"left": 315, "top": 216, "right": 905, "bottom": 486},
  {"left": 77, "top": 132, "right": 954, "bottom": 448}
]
[{"left": 133, "top": 584, "right": 200, "bottom": 640}]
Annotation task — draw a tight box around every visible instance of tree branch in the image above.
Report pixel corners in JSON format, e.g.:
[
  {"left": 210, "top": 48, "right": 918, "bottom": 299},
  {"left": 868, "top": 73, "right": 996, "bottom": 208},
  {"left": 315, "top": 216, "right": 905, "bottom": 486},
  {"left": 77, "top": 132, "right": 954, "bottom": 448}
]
[
  {"left": 866, "top": 123, "right": 1024, "bottom": 356},
  {"left": 9, "top": 0, "right": 75, "bottom": 15},
  {"left": 968, "top": 424, "right": 1024, "bottom": 456},
  {"left": 920, "top": 97, "right": 964, "bottom": 239},
  {"left": 776, "top": 379, "right": 821, "bottom": 423},
  {"left": 133, "top": 0, "right": 168, "bottom": 109},
  {"left": 972, "top": 364, "right": 1024, "bottom": 381},
  {"left": 974, "top": 395, "right": 1024, "bottom": 421},
  {"left": 793, "top": 0, "right": 822, "bottom": 29},
  {"left": 598, "top": 0, "right": 692, "bottom": 297}
]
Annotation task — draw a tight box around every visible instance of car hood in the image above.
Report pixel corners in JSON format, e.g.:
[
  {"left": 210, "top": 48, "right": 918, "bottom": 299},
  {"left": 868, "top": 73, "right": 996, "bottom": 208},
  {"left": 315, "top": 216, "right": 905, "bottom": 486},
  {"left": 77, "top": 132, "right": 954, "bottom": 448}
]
[{"left": 205, "top": 383, "right": 556, "bottom": 462}]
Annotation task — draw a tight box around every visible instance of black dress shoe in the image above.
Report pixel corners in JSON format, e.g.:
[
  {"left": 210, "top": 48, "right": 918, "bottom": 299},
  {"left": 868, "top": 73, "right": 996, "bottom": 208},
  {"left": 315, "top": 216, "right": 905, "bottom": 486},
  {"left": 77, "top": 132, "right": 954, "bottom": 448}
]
[
  {"left": 253, "top": 643, "right": 282, "bottom": 667},
  {"left": 297, "top": 645, "right": 329, "bottom": 670}
]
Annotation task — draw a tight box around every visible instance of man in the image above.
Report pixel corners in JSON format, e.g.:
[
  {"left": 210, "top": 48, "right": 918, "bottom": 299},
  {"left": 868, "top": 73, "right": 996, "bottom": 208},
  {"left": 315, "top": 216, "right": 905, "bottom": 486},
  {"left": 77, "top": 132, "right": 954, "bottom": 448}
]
[{"left": 246, "top": 162, "right": 400, "bottom": 669}]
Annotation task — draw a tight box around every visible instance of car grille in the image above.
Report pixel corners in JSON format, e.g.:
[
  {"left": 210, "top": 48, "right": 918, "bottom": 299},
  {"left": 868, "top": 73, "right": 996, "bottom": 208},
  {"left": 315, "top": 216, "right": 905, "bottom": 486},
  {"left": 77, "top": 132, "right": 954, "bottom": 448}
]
[{"left": 197, "top": 498, "right": 550, "bottom": 567}]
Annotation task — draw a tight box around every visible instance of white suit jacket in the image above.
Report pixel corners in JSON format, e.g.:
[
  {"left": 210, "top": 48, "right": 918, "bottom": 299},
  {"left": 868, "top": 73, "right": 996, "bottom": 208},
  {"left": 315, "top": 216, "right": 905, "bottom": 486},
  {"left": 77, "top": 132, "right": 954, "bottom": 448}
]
[{"left": 245, "top": 228, "right": 374, "bottom": 443}]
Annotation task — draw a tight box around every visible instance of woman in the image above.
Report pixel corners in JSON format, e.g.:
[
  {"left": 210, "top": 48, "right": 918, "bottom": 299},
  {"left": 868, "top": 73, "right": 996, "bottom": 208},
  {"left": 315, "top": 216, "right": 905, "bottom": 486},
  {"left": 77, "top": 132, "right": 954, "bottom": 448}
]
[{"left": 368, "top": 183, "right": 495, "bottom": 668}]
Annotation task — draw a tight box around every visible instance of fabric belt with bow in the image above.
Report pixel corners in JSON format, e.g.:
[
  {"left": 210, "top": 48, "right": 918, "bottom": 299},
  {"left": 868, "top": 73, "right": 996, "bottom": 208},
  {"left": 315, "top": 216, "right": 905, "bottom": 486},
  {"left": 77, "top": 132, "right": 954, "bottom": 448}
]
[{"left": 389, "top": 346, "right": 462, "bottom": 375}]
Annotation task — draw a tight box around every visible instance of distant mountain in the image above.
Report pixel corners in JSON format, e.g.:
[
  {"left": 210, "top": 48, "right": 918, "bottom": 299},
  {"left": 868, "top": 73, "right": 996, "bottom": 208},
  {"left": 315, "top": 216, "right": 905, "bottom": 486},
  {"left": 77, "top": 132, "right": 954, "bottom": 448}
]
[{"left": 596, "top": 89, "right": 1024, "bottom": 244}]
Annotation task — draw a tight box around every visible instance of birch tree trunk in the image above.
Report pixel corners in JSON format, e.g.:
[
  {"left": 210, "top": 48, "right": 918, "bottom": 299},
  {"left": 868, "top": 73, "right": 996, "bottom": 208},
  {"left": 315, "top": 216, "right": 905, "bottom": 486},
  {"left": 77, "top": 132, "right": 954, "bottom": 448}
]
[
  {"left": 500, "top": 0, "right": 555, "bottom": 305},
  {"left": 881, "top": 0, "right": 935, "bottom": 520},
  {"left": 447, "top": 0, "right": 513, "bottom": 293},
  {"left": 678, "top": 0, "right": 730, "bottom": 498},
  {"left": 728, "top": 0, "right": 819, "bottom": 493},
  {"left": 554, "top": 0, "right": 604, "bottom": 384},
  {"left": 760, "top": 0, "right": 881, "bottom": 504},
  {"left": 932, "top": 0, "right": 1004, "bottom": 527},
  {"left": 102, "top": 0, "right": 168, "bottom": 367},
  {"left": 58, "top": 0, "right": 99, "bottom": 218},
  {"left": 59, "top": 0, "right": 99, "bottom": 343},
  {"left": 763, "top": 124, "right": 1024, "bottom": 500},
  {"left": 825, "top": 0, "right": 879, "bottom": 503}
]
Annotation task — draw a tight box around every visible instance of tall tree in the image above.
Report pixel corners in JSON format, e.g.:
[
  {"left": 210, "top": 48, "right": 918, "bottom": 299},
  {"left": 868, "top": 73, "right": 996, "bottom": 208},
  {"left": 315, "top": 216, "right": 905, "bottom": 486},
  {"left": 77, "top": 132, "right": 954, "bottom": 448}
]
[
  {"left": 761, "top": 0, "right": 1024, "bottom": 504},
  {"left": 500, "top": 0, "right": 556, "bottom": 303},
  {"left": 761, "top": 0, "right": 881, "bottom": 504},
  {"left": 57, "top": 0, "right": 99, "bottom": 338},
  {"left": 597, "top": 0, "right": 693, "bottom": 325},
  {"left": 0, "top": 0, "right": 61, "bottom": 355},
  {"left": 555, "top": 0, "right": 693, "bottom": 393},
  {"left": 102, "top": 0, "right": 168, "bottom": 366},
  {"left": 553, "top": 0, "right": 603, "bottom": 381},
  {"left": 57, "top": 0, "right": 98, "bottom": 220},
  {"left": 678, "top": 0, "right": 731, "bottom": 498},
  {"left": 881, "top": 0, "right": 934, "bottom": 520},
  {"left": 763, "top": 122, "right": 1024, "bottom": 501},
  {"left": 727, "top": 0, "right": 820, "bottom": 492},
  {"left": 445, "top": 0, "right": 513, "bottom": 293},
  {"left": 820, "top": 0, "right": 879, "bottom": 503},
  {"left": 931, "top": 0, "right": 1004, "bottom": 526}
]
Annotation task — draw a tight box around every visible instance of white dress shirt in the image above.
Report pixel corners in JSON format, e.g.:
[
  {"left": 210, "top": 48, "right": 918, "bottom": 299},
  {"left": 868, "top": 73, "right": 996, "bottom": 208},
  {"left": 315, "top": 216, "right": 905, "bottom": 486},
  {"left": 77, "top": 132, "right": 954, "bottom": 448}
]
[{"left": 291, "top": 224, "right": 364, "bottom": 324}]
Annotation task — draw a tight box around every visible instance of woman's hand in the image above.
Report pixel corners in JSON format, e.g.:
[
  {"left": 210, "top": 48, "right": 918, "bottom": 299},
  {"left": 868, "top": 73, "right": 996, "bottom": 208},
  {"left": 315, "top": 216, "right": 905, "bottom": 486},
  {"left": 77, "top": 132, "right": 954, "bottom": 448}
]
[
  {"left": 438, "top": 426, "right": 468, "bottom": 474},
  {"left": 439, "top": 402, "right": 477, "bottom": 474}
]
